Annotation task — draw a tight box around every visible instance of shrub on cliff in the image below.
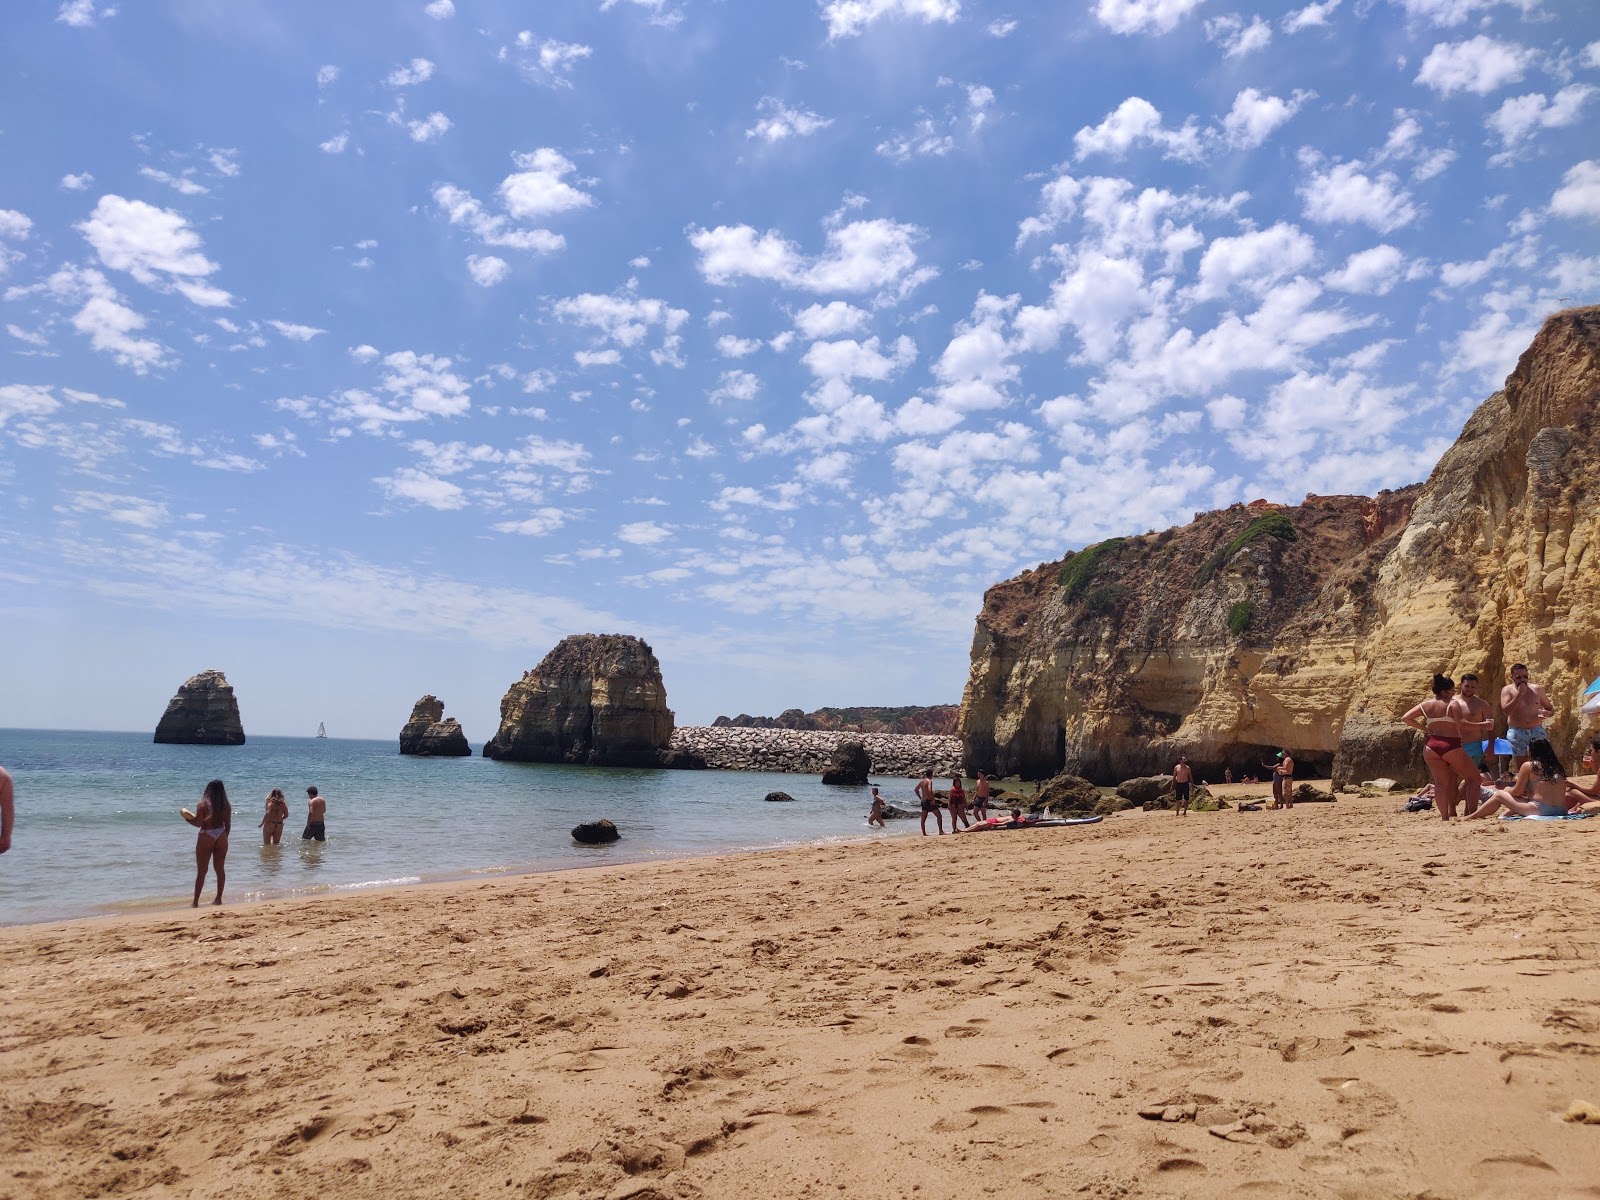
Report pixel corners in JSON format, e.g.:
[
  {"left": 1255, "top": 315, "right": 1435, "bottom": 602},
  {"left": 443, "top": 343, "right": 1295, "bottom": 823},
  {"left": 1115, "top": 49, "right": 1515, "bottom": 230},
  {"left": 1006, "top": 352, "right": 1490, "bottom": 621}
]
[
  {"left": 1227, "top": 601, "right": 1253, "bottom": 635},
  {"left": 1057, "top": 538, "right": 1126, "bottom": 601},
  {"left": 1196, "top": 512, "right": 1298, "bottom": 586}
]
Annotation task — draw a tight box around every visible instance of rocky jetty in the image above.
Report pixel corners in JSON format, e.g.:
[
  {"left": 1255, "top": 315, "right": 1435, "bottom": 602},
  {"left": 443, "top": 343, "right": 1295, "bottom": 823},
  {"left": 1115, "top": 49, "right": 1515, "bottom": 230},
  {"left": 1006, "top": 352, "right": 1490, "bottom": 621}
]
[
  {"left": 153, "top": 670, "right": 245, "bottom": 745},
  {"left": 398, "top": 695, "right": 471, "bottom": 757},
  {"left": 713, "top": 705, "right": 960, "bottom": 735},
  {"left": 483, "top": 634, "right": 675, "bottom": 767},
  {"left": 961, "top": 307, "right": 1600, "bottom": 788},
  {"left": 669, "top": 726, "right": 960, "bottom": 776},
  {"left": 820, "top": 740, "right": 871, "bottom": 785}
]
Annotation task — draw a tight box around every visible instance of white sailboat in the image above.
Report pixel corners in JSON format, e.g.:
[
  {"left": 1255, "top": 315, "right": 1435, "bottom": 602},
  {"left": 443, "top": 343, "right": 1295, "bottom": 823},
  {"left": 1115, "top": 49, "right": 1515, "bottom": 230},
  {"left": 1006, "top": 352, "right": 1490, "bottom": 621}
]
[{"left": 315, "top": 722, "right": 327, "bottom": 739}]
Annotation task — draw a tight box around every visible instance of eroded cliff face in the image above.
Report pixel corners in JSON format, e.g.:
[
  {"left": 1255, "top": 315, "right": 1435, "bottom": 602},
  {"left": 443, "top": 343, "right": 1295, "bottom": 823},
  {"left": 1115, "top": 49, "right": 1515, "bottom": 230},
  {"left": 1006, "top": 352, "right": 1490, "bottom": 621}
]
[
  {"left": 483, "top": 634, "right": 674, "bottom": 767},
  {"left": 154, "top": 670, "right": 246, "bottom": 746},
  {"left": 961, "top": 306, "right": 1600, "bottom": 787},
  {"left": 398, "top": 695, "right": 471, "bottom": 757}
]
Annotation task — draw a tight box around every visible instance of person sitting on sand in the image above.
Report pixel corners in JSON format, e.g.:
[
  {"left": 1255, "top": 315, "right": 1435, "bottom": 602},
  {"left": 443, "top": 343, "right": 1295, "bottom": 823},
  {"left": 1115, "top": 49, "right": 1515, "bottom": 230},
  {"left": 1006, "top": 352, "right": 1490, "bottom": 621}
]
[
  {"left": 184, "top": 779, "right": 231, "bottom": 906},
  {"left": 259, "top": 787, "right": 289, "bottom": 846},
  {"left": 915, "top": 771, "right": 943, "bottom": 836},
  {"left": 947, "top": 776, "right": 971, "bottom": 830},
  {"left": 972, "top": 771, "right": 991, "bottom": 821},
  {"left": 867, "top": 786, "right": 886, "bottom": 828},
  {"left": 1466, "top": 738, "right": 1578, "bottom": 819},
  {"left": 1562, "top": 737, "right": 1600, "bottom": 811}
]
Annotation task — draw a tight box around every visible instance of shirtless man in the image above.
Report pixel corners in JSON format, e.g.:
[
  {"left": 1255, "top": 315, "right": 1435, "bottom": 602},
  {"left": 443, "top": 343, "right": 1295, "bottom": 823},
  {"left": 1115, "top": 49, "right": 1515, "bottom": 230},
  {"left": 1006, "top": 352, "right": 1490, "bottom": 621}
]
[
  {"left": 915, "top": 770, "right": 943, "bottom": 836},
  {"left": 1500, "top": 663, "right": 1554, "bottom": 769},
  {"left": 972, "top": 771, "right": 992, "bottom": 821},
  {"left": 1270, "top": 751, "right": 1295, "bottom": 809},
  {"left": 1449, "top": 673, "right": 1495, "bottom": 816},
  {"left": 0, "top": 764, "right": 13, "bottom": 854},
  {"left": 302, "top": 786, "right": 327, "bottom": 841},
  {"left": 1171, "top": 754, "right": 1193, "bottom": 817}
]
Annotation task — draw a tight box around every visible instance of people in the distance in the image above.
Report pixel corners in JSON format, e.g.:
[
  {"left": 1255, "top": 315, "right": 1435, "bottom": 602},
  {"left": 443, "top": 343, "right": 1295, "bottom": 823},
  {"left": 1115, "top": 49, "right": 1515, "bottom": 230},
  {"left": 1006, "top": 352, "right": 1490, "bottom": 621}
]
[
  {"left": 184, "top": 779, "right": 231, "bottom": 906},
  {"left": 260, "top": 788, "right": 290, "bottom": 846},
  {"left": 915, "top": 771, "right": 943, "bottom": 836},
  {"left": 302, "top": 786, "right": 327, "bottom": 841}
]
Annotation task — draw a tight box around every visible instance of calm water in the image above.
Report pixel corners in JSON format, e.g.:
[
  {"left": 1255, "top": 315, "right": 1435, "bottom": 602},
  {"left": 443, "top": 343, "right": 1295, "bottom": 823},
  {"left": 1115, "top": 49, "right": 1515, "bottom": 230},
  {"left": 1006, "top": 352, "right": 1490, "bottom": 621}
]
[{"left": 0, "top": 729, "right": 914, "bottom": 925}]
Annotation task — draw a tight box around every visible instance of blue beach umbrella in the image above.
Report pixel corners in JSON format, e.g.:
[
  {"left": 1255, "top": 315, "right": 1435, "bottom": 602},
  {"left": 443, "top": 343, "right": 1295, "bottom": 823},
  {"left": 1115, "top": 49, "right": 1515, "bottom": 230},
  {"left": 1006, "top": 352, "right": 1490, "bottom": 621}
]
[
  {"left": 1492, "top": 737, "right": 1515, "bottom": 756},
  {"left": 1584, "top": 676, "right": 1600, "bottom": 696}
]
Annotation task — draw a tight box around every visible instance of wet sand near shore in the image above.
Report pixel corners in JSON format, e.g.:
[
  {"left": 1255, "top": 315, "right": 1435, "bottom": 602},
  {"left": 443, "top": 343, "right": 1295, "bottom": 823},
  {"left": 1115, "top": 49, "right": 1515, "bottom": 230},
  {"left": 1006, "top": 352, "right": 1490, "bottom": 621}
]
[{"left": 2, "top": 792, "right": 1598, "bottom": 1199}]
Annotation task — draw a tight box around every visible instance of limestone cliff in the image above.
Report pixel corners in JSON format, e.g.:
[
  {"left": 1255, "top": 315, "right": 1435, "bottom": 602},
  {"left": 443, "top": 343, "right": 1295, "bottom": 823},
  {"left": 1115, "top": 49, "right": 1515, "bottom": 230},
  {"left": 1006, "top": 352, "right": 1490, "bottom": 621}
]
[
  {"left": 483, "top": 634, "right": 675, "bottom": 767},
  {"left": 961, "top": 306, "right": 1600, "bottom": 787},
  {"left": 398, "top": 695, "right": 471, "bottom": 757},
  {"left": 153, "top": 670, "right": 246, "bottom": 745}
]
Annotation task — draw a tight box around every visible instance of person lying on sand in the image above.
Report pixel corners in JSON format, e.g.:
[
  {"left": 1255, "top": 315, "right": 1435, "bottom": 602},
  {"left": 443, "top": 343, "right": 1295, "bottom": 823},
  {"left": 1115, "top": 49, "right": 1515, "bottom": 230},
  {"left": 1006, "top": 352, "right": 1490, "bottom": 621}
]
[{"left": 1466, "top": 738, "right": 1579, "bottom": 819}]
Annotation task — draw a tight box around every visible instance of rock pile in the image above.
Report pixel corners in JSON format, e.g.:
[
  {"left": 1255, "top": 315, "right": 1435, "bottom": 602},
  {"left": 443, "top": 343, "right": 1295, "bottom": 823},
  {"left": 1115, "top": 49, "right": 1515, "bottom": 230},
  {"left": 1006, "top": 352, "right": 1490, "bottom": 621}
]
[
  {"left": 154, "top": 670, "right": 245, "bottom": 746},
  {"left": 669, "top": 727, "right": 960, "bottom": 777},
  {"left": 820, "top": 739, "right": 871, "bottom": 785},
  {"left": 398, "top": 695, "right": 471, "bottom": 757}
]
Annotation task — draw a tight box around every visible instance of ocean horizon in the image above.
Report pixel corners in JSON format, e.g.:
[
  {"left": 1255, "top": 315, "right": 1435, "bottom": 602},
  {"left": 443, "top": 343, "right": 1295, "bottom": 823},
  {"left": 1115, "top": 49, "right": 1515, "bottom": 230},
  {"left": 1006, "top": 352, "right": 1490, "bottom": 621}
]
[{"left": 0, "top": 728, "right": 913, "bottom": 926}]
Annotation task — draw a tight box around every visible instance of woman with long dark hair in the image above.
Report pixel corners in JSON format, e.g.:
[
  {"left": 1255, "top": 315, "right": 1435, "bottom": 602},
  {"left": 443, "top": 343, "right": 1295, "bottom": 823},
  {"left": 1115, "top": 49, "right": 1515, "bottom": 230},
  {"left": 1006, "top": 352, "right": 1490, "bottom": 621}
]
[
  {"left": 183, "top": 779, "right": 232, "bottom": 906},
  {"left": 1468, "top": 738, "right": 1576, "bottom": 819},
  {"left": 1401, "top": 674, "right": 1481, "bottom": 820}
]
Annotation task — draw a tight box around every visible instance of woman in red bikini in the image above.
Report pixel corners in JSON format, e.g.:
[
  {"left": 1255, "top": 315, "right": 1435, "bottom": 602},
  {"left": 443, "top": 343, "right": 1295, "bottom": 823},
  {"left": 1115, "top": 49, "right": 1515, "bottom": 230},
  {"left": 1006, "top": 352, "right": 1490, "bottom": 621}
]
[{"left": 1401, "top": 674, "right": 1481, "bottom": 820}]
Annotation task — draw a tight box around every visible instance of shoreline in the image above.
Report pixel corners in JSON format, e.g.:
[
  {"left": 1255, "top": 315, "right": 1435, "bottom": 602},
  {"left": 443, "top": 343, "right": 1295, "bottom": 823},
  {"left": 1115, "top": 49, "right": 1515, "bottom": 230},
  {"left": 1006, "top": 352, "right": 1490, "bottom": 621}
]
[{"left": 3, "top": 793, "right": 1598, "bottom": 1198}]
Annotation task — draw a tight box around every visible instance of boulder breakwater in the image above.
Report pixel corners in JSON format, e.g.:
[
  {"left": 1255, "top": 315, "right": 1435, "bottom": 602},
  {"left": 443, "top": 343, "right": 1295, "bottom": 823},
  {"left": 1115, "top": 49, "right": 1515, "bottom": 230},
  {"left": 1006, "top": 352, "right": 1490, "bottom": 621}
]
[{"left": 669, "top": 727, "right": 961, "bottom": 777}]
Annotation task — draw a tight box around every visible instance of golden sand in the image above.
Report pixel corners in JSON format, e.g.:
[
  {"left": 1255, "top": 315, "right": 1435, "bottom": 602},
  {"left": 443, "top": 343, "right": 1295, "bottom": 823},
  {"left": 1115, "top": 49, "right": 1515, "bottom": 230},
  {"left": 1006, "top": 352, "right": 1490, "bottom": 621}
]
[{"left": 2, "top": 791, "right": 1598, "bottom": 1199}]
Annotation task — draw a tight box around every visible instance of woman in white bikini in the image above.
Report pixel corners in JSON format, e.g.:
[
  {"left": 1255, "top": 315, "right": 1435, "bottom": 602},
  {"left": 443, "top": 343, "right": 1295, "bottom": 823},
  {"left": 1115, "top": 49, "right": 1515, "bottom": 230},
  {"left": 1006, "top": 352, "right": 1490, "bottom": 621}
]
[{"left": 184, "top": 778, "right": 232, "bottom": 906}]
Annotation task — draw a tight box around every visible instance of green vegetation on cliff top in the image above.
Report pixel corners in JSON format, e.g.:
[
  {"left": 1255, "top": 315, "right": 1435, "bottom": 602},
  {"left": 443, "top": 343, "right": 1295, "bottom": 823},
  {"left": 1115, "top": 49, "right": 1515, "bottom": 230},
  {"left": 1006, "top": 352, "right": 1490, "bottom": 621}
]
[
  {"left": 1197, "top": 511, "right": 1298, "bottom": 586},
  {"left": 1057, "top": 537, "right": 1126, "bottom": 600}
]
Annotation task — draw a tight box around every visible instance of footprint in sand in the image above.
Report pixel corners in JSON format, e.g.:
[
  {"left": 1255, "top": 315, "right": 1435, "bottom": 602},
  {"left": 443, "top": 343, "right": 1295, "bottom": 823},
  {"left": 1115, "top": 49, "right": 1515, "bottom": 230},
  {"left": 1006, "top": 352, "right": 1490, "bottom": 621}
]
[{"left": 1470, "top": 1153, "right": 1562, "bottom": 1200}]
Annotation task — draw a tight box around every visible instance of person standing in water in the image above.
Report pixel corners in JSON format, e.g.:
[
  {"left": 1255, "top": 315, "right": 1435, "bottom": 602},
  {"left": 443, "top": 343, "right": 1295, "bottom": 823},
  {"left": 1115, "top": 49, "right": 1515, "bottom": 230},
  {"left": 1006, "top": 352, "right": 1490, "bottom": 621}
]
[
  {"left": 302, "top": 786, "right": 327, "bottom": 841},
  {"left": 184, "top": 779, "right": 231, "bottom": 906},
  {"left": 915, "top": 770, "right": 943, "bottom": 836},
  {"left": 867, "top": 785, "right": 886, "bottom": 828},
  {"left": 0, "top": 764, "right": 14, "bottom": 854},
  {"left": 259, "top": 788, "right": 290, "bottom": 846}
]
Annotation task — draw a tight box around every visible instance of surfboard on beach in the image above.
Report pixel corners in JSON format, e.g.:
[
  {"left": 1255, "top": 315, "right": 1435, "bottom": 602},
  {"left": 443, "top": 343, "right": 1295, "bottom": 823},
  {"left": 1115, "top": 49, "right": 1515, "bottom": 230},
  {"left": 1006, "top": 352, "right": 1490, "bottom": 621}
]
[{"left": 958, "top": 814, "right": 1104, "bottom": 832}]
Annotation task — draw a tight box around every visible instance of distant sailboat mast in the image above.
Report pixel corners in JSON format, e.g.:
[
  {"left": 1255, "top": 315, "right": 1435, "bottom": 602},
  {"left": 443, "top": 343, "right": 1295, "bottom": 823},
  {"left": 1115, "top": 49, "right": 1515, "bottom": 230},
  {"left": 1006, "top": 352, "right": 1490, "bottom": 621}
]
[{"left": 315, "top": 721, "right": 327, "bottom": 739}]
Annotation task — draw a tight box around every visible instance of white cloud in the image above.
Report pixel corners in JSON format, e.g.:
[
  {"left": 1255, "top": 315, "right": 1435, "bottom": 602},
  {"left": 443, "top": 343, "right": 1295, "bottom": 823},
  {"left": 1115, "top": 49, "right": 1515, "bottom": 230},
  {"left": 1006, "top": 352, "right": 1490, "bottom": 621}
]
[
  {"left": 600, "top": 0, "right": 685, "bottom": 26},
  {"left": 574, "top": 348, "right": 622, "bottom": 368},
  {"left": 349, "top": 344, "right": 380, "bottom": 363},
  {"left": 1222, "top": 88, "right": 1311, "bottom": 149},
  {"left": 1299, "top": 159, "right": 1420, "bottom": 233},
  {"left": 320, "top": 133, "right": 350, "bottom": 155},
  {"left": 690, "top": 217, "right": 929, "bottom": 296},
  {"left": 1093, "top": 0, "right": 1204, "bottom": 35},
  {"left": 1188, "top": 223, "right": 1318, "bottom": 302},
  {"left": 498, "top": 149, "right": 594, "bottom": 218},
  {"left": 386, "top": 58, "right": 436, "bottom": 88},
  {"left": 1074, "top": 97, "right": 1202, "bottom": 162},
  {"left": 506, "top": 32, "right": 593, "bottom": 88},
  {"left": 618, "top": 520, "right": 673, "bottom": 545},
  {"left": 424, "top": 0, "right": 455, "bottom": 17},
  {"left": 987, "top": 17, "right": 1018, "bottom": 36},
  {"left": 67, "top": 491, "right": 168, "bottom": 528},
  {"left": 803, "top": 335, "right": 917, "bottom": 381},
  {"left": 1487, "top": 86, "right": 1593, "bottom": 157},
  {"left": 138, "top": 167, "right": 209, "bottom": 196},
  {"left": 821, "top": 0, "right": 961, "bottom": 41},
  {"left": 1551, "top": 161, "right": 1600, "bottom": 221},
  {"left": 716, "top": 335, "right": 762, "bottom": 358},
  {"left": 1205, "top": 14, "right": 1272, "bottom": 57},
  {"left": 377, "top": 467, "right": 467, "bottom": 510},
  {"left": 554, "top": 291, "right": 689, "bottom": 350},
  {"left": 467, "top": 255, "right": 510, "bottom": 286},
  {"left": 794, "top": 301, "right": 870, "bottom": 339},
  {"left": 1415, "top": 36, "right": 1534, "bottom": 97},
  {"left": 316, "top": 65, "right": 340, "bottom": 88},
  {"left": 35, "top": 265, "right": 168, "bottom": 372},
  {"left": 433, "top": 184, "right": 566, "bottom": 254},
  {"left": 267, "top": 320, "right": 327, "bottom": 341},
  {"left": 493, "top": 509, "right": 568, "bottom": 536},
  {"left": 747, "top": 97, "right": 833, "bottom": 143},
  {"left": 1323, "top": 244, "right": 1407, "bottom": 294},
  {"left": 1282, "top": 0, "right": 1340, "bottom": 32},
  {"left": 57, "top": 1, "right": 115, "bottom": 27},
  {"left": 711, "top": 370, "right": 762, "bottom": 403},
  {"left": 0, "top": 210, "right": 31, "bottom": 276},
  {"left": 76, "top": 194, "right": 232, "bottom": 306},
  {"left": 407, "top": 112, "right": 452, "bottom": 143},
  {"left": 0, "top": 384, "right": 62, "bottom": 426},
  {"left": 1585, "top": 41, "right": 1600, "bottom": 70},
  {"left": 1390, "top": 0, "right": 1539, "bottom": 27},
  {"left": 60, "top": 172, "right": 95, "bottom": 191}
]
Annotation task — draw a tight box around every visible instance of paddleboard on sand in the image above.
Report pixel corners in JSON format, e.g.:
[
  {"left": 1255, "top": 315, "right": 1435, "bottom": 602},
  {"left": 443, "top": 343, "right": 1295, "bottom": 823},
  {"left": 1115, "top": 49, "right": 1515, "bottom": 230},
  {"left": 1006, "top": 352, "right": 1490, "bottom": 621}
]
[{"left": 960, "top": 814, "right": 1104, "bottom": 832}]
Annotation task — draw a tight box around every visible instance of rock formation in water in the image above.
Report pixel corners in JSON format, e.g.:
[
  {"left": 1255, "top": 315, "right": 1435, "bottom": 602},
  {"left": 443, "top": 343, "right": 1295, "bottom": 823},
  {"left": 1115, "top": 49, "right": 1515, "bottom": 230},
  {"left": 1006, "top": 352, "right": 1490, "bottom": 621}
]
[
  {"left": 483, "top": 634, "right": 675, "bottom": 767},
  {"left": 398, "top": 695, "right": 471, "bottom": 757},
  {"left": 712, "top": 705, "right": 961, "bottom": 735},
  {"left": 961, "top": 307, "right": 1600, "bottom": 788},
  {"left": 820, "top": 739, "right": 871, "bottom": 785},
  {"left": 571, "top": 819, "right": 620, "bottom": 844},
  {"left": 153, "top": 670, "right": 246, "bottom": 745}
]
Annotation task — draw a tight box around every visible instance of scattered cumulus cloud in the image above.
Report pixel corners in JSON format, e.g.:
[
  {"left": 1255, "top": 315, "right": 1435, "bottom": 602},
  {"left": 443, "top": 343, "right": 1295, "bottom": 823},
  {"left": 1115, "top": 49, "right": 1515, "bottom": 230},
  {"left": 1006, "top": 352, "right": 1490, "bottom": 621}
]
[
  {"left": 467, "top": 255, "right": 510, "bottom": 286},
  {"left": 498, "top": 149, "right": 594, "bottom": 218},
  {"left": 1551, "top": 161, "right": 1600, "bottom": 221},
  {"left": 1093, "top": 0, "right": 1205, "bottom": 36},
  {"left": 1282, "top": 0, "right": 1340, "bottom": 32},
  {"left": 689, "top": 216, "right": 932, "bottom": 297},
  {"left": 76, "top": 194, "right": 232, "bottom": 306},
  {"left": 1486, "top": 87, "right": 1593, "bottom": 160},
  {"left": 267, "top": 320, "right": 327, "bottom": 341},
  {"left": 1299, "top": 157, "right": 1420, "bottom": 233},
  {"left": 386, "top": 57, "right": 436, "bottom": 88},
  {"left": 503, "top": 32, "right": 592, "bottom": 88},
  {"left": 1414, "top": 36, "right": 1534, "bottom": 97},
  {"left": 821, "top": 0, "right": 962, "bottom": 41},
  {"left": 60, "top": 172, "right": 94, "bottom": 191},
  {"left": 1204, "top": 14, "right": 1272, "bottom": 57},
  {"left": 746, "top": 97, "right": 833, "bottom": 143},
  {"left": 406, "top": 112, "right": 452, "bottom": 143},
  {"left": 424, "top": 0, "right": 455, "bottom": 17},
  {"left": 57, "top": 1, "right": 115, "bottom": 28},
  {"left": 320, "top": 132, "right": 350, "bottom": 155}
]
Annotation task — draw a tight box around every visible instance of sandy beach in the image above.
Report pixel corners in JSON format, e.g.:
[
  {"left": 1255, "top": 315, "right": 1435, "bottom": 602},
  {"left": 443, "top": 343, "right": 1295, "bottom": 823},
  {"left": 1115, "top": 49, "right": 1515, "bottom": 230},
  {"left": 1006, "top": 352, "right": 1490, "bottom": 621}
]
[{"left": 3, "top": 792, "right": 1599, "bottom": 1199}]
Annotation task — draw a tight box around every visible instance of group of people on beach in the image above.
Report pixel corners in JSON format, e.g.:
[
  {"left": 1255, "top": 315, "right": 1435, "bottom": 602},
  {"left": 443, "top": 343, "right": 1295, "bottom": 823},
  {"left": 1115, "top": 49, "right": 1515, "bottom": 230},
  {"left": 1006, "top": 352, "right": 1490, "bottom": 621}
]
[
  {"left": 182, "top": 781, "right": 328, "bottom": 907},
  {"left": 1401, "top": 664, "right": 1599, "bottom": 820}
]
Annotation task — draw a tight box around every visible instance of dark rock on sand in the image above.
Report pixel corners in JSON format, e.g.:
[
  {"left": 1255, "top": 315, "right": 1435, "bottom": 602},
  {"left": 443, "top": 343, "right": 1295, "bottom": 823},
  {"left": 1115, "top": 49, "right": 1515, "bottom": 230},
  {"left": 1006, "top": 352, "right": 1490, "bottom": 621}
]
[
  {"left": 484, "top": 634, "right": 674, "bottom": 767},
  {"left": 1116, "top": 775, "right": 1174, "bottom": 805},
  {"left": 398, "top": 695, "right": 471, "bottom": 757},
  {"left": 154, "top": 670, "right": 245, "bottom": 745},
  {"left": 572, "top": 819, "right": 620, "bottom": 844},
  {"left": 820, "top": 739, "right": 871, "bottom": 785},
  {"left": 1034, "top": 772, "right": 1101, "bottom": 814}
]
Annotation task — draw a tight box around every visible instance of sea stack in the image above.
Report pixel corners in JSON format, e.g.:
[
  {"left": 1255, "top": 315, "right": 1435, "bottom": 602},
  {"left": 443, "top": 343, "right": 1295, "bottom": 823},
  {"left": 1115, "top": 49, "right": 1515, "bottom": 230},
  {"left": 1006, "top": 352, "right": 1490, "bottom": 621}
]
[
  {"left": 398, "top": 695, "right": 471, "bottom": 757},
  {"left": 483, "top": 634, "right": 674, "bottom": 767},
  {"left": 153, "top": 670, "right": 246, "bottom": 745}
]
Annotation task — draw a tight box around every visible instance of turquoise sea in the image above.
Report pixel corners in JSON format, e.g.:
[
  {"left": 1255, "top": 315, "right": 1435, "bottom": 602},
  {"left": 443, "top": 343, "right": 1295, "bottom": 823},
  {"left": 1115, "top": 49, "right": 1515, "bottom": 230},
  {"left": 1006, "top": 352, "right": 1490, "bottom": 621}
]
[{"left": 0, "top": 729, "right": 914, "bottom": 926}]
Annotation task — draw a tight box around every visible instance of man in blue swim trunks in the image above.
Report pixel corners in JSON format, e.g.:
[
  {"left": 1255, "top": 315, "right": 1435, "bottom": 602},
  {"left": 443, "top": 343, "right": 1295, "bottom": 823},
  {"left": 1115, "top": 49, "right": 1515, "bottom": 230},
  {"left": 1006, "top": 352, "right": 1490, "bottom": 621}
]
[{"left": 1499, "top": 663, "right": 1554, "bottom": 769}]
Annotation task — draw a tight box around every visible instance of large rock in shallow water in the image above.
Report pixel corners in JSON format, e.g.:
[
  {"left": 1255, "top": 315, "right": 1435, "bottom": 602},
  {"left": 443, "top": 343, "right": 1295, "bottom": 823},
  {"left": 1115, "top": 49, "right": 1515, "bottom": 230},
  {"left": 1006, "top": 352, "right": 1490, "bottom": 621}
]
[
  {"left": 820, "top": 739, "right": 871, "bottom": 785},
  {"left": 154, "top": 670, "right": 245, "bottom": 745},
  {"left": 399, "top": 695, "right": 471, "bottom": 757},
  {"left": 572, "top": 819, "right": 620, "bottom": 844},
  {"left": 483, "top": 634, "right": 674, "bottom": 767}
]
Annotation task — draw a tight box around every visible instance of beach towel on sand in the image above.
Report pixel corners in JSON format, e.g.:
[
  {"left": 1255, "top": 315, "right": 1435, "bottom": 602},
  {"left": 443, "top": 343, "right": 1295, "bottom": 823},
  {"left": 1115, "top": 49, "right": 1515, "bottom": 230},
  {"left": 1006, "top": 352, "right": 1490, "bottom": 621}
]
[{"left": 1499, "top": 812, "right": 1597, "bottom": 821}]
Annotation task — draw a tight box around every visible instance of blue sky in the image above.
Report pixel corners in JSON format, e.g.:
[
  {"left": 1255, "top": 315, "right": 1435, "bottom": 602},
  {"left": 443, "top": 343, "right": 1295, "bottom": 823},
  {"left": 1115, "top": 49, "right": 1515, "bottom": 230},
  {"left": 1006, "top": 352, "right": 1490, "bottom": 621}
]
[{"left": 1, "top": 0, "right": 1597, "bottom": 740}]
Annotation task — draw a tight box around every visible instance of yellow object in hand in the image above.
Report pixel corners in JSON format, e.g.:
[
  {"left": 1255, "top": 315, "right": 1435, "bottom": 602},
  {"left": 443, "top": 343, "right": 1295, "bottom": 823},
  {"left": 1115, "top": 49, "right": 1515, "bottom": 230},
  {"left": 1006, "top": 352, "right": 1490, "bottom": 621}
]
[{"left": 181, "top": 808, "right": 195, "bottom": 821}]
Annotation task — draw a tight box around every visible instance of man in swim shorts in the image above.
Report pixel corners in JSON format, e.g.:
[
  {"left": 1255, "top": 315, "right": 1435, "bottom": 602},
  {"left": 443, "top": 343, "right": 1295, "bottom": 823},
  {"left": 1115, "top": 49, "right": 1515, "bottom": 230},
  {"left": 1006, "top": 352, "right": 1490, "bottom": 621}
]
[
  {"left": 1500, "top": 663, "right": 1554, "bottom": 769},
  {"left": 915, "top": 770, "right": 943, "bottom": 836},
  {"left": 1171, "top": 754, "right": 1192, "bottom": 816},
  {"left": 302, "top": 785, "right": 327, "bottom": 841},
  {"left": 1451, "top": 673, "right": 1495, "bottom": 815}
]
